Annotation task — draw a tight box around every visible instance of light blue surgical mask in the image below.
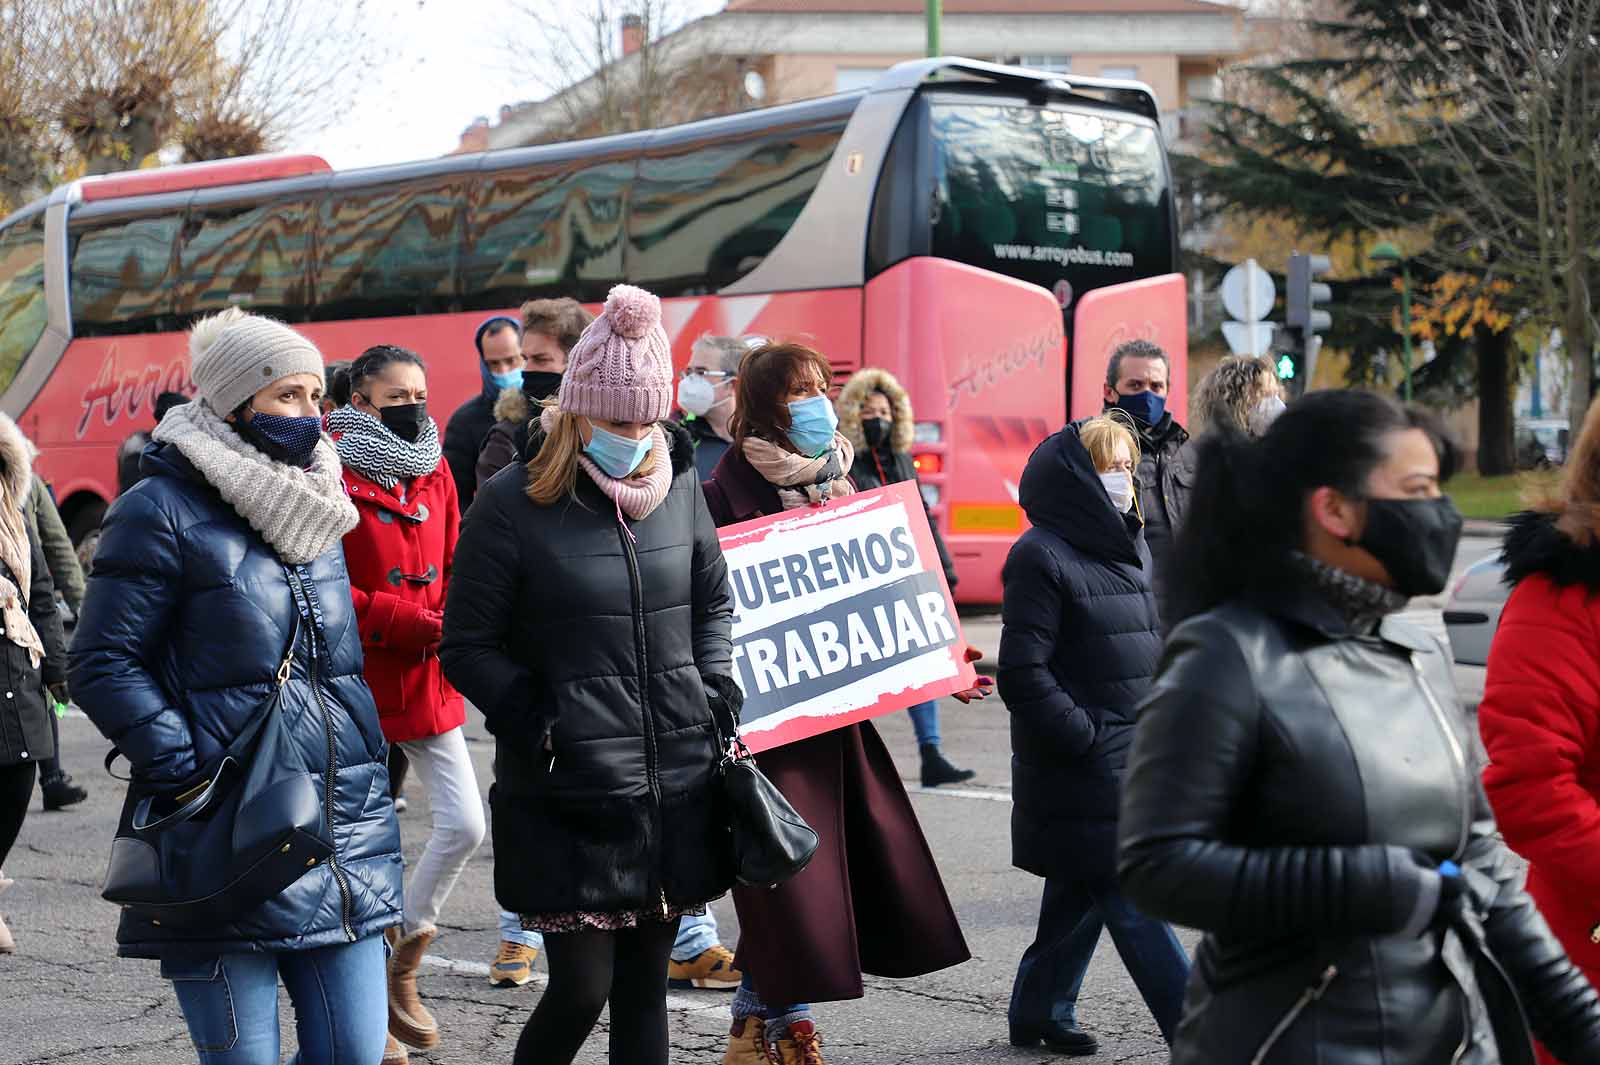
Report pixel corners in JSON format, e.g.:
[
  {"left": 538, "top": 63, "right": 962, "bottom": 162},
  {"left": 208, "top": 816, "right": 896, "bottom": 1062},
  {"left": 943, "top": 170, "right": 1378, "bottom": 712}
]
[
  {"left": 786, "top": 394, "right": 838, "bottom": 457},
  {"left": 584, "top": 424, "right": 654, "bottom": 479},
  {"left": 490, "top": 368, "right": 523, "bottom": 391}
]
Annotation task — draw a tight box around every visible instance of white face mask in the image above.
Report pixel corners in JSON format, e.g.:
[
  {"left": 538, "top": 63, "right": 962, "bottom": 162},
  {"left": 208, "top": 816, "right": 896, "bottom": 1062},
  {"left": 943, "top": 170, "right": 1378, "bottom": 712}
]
[
  {"left": 1099, "top": 470, "right": 1135, "bottom": 513},
  {"left": 1249, "top": 394, "right": 1287, "bottom": 437},
  {"left": 677, "top": 374, "right": 716, "bottom": 417}
]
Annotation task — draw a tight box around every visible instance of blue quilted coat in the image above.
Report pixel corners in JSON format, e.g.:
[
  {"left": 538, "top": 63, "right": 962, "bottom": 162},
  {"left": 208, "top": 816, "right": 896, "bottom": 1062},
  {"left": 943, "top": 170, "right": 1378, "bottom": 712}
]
[{"left": 69, "top": 443, "right": 403, "bottom": 959}]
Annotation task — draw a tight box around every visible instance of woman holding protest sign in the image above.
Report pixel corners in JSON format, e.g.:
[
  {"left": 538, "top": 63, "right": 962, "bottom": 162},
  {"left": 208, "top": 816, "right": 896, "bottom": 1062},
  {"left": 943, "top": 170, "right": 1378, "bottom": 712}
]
[
  {"left": 999, "top": 414, "right": 1189, "bottom": 1055},
  {"left": 440, "top": 285, "right": 739, "bottom": 1065},
  {"left": 702, "top": 342, "right": 972, "bottom": 1065}
]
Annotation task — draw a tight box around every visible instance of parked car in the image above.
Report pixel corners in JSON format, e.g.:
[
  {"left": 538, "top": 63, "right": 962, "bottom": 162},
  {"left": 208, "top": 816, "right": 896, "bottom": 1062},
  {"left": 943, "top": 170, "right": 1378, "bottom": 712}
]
[
  {"left": 1443, "top": 554, "right": 1509, "bottom": 666},
  {"left": 1516, "top": 417, "right": 1570, "bottom": 469}
]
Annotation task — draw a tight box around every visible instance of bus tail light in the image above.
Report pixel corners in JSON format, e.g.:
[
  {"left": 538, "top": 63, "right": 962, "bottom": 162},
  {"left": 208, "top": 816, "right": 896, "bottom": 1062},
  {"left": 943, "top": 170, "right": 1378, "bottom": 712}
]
[
  {"left": 913, "top": 452, "right": 942, "bottom": 475},
  {"left": 913, "top": 421, "right": 942, "bottom": 444}
]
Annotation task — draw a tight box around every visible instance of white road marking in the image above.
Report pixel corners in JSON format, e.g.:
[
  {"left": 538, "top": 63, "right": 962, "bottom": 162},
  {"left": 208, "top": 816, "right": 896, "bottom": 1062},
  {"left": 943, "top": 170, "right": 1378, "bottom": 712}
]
[
  {"left": 421, "top": 954, "right": 729, "bottom": 1013},
  {"left": 906, "top": 784, "right": 1013, "bottom": 803}
]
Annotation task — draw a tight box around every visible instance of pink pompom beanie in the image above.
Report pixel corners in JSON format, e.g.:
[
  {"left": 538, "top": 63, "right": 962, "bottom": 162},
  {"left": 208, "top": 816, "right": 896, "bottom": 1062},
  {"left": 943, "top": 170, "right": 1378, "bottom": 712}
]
[{"left": 557, "top": 284, "right": 674, "bottom": 423}]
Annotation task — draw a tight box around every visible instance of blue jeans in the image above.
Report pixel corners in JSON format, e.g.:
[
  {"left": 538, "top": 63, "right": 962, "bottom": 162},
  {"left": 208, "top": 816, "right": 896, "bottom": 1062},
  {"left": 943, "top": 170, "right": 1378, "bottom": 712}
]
[
  {"left": 907, "top": 700, "right": 940, "bottom": 746},
  {"left": 161, "top": 933, "right": 387, "bottom": 1064},
  {"left": 1010, "top": 874, "right": 1189, "bottom": 1041},
  {"left": 500, "top": 907, "right": 720, "bottom": 960}
]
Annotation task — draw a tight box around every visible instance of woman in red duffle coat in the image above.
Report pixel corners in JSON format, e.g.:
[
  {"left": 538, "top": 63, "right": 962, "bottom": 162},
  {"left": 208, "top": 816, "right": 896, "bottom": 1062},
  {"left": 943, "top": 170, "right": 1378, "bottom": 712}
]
[{"left": 1480, "top": 400, "right": 1600, "bottom": 1065}]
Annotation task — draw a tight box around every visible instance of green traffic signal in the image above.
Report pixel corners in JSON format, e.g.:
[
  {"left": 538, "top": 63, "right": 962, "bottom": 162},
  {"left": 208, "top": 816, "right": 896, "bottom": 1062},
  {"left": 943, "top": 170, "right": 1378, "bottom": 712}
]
[{"left": 1277, "top": 353, "right": 1296, "bottom": 380}]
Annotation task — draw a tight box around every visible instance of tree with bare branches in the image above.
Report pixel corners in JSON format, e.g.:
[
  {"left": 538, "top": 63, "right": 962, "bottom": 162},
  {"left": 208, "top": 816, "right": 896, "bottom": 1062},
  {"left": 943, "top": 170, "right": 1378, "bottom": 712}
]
[{"left": 505, "top": 0, "right": 763, "bottom": 145}]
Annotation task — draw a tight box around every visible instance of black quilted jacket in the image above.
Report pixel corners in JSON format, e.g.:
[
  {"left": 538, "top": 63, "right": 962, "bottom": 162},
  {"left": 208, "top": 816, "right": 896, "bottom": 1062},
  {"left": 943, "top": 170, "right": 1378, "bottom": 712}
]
[{"left": 441, "top": 420, "right": 737, "bottom": 917}]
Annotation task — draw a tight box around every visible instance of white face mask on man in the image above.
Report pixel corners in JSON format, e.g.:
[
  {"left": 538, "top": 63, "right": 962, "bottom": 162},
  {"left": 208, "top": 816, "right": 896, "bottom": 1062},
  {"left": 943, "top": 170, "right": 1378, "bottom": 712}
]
[{"left": 1099, "top": 470, "right": 1136, "bottom": 513}]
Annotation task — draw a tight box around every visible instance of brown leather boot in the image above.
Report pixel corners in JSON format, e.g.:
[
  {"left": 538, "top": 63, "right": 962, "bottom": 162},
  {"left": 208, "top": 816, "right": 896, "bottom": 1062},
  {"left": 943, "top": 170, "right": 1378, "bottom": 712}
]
[
  {"left": 387, "top": 925, "right": 439, "bottom": 1049},
  {"left": 770, "top": 1020, "right": 827, "bottom": 1065},
  {"left": 721, "top": 1015, "right": 769, "bottom": 1065},
  {"left": 381, "top": 1033, "right": 409, "bottom": 1064}
]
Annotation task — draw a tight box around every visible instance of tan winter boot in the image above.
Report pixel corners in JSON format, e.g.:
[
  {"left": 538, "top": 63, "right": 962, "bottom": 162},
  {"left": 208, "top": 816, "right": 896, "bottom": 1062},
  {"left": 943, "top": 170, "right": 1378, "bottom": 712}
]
[
  {"left": 721, "top": 1015, "right": 769, "bottom": 1065},
  {"left": 386, "top": 925, "right": 439, "bottom": 1049},
  {"left": 770, "top": 1020, "right": 827, "bottom": 1065},
  {"left": 381, "top": 1033, "right": 409, "bottom": 1064}
]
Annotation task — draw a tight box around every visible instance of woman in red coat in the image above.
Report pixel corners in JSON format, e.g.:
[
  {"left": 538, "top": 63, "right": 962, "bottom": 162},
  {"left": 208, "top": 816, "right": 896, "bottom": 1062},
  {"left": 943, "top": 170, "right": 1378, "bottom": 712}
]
[
  {"left": 701, "top": 341, "right": 972, "bottom": 1065},
  {"left": 330, "top": 344, "right": 485, "bottom": 1065},
  {"left": 1480, "top": 398, "right": 1600, "bottom": 1065}
]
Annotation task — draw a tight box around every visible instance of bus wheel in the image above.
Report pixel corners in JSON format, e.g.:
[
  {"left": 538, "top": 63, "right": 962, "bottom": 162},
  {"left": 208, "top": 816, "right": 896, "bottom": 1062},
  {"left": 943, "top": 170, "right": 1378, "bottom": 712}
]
[{"left": 65, "top": 498, "right": 107, "bottom": 572}]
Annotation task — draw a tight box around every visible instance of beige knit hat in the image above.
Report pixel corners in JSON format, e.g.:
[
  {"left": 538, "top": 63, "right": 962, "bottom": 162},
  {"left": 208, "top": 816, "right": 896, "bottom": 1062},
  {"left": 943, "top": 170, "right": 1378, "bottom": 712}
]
[
  {"left": 189, "top": 307, "right": 325, "bottom": 414},
  {"left": 557, "top": 285, "right": 674, "bottom": 423}
]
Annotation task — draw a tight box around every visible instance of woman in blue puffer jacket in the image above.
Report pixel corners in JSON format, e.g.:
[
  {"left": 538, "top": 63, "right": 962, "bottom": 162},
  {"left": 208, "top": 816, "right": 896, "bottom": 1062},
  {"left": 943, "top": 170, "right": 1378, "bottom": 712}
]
[{"left": 70, "top": 308, "right": 403, "bottom": 1065}]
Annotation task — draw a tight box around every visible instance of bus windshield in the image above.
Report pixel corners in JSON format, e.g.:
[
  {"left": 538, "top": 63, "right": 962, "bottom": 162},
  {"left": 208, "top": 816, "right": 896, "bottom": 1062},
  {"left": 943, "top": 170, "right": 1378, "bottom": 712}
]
[
  {"left": 928, "top": 99, "right": 1172, "bottom": 307},
  {"left": 0, "top": 215, "right": 47, "bottom": 394}
]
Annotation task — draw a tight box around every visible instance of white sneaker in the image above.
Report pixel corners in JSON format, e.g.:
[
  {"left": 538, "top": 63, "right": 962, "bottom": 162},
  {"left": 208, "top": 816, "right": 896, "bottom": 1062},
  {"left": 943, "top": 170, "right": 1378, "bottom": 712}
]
[
  {"left": 0, "top": 912, "right": 14, "bottom": 954},
  {"left": 394, "top": 796, "right": 408, "bottom": 813}
]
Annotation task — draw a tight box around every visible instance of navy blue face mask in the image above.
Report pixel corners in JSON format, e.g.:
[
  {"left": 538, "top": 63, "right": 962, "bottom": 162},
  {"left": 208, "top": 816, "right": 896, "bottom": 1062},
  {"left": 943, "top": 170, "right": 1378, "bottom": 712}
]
[
  {"left": 238, "top": 410, "right": 323, "bottom": 467},
  {"left": 1113, "top": 390, "right": 1167, "bottom": 426}
]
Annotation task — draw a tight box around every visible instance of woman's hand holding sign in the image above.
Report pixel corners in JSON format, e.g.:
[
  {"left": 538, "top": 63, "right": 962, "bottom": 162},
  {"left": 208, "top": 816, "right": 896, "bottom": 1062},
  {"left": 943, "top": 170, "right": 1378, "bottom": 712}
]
[{"left": 951, "top": 646, "right": 994, "bottom": 704}]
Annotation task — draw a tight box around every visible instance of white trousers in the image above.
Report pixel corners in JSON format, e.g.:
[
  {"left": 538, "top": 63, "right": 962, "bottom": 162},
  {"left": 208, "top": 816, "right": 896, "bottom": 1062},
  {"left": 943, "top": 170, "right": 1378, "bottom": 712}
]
[{"left": 398, "top": 727, "right": 487, "bottom": 935}]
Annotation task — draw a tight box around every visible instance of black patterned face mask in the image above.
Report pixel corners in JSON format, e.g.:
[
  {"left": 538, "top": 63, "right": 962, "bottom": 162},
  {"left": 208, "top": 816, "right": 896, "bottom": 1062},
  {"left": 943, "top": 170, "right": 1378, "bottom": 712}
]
[
  {"left": 238, "top": 410, "right": 322, "bottom": 467},
  {"left": 1357, "top": 496, "right": 1465, "bottom": 597}
]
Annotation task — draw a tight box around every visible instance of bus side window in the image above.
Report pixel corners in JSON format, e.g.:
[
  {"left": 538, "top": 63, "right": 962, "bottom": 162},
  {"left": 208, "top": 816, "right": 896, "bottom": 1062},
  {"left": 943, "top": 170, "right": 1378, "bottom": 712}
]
[
  {"left": 69, "top": 213, "right": 183, "bottom": 337},
  {"left": 0, "top": 216, "right": 48, "bottom": 394},
  {"left": 313, "top": 177, "right": 466, "bottom": 321},
  {"left": 461, "top": 157, "right": 630, "bottom": 311},
  {"left": 175, "top": 197, "right": 315, "bottom": 324},
  {"left": 628, "top": 118, "right": 847, "bottom": 296}
]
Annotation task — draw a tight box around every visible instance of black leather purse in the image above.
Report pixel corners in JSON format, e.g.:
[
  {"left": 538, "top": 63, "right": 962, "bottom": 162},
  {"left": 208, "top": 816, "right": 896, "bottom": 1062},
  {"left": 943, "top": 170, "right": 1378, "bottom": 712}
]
[
  {"left": 706, "top": 677, "right": 819, "bottom": 889},
  {"left": 101, "top": 610, "right": 334, "bottom": 927}
]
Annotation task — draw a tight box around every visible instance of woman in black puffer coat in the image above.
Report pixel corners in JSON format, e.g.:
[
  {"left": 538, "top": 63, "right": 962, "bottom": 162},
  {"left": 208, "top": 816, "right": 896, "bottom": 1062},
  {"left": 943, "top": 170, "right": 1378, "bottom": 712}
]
[
  {"left": 999, "top": 415, "right": 1189, "bottom": 1055},
  {"left": 69, "top": 309, "right": 402, "bottom": 1064},
  {"left": 441, "top": 285, "right": 736, "bottom": 1065}
]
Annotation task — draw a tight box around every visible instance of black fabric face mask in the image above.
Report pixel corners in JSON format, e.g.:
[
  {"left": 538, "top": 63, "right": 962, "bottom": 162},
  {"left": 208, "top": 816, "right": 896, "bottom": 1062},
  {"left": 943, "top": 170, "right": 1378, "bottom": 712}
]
[
  {"left": 862, "top": 417, "right": 892, "bottom": 450},
  {"left": 377, "top": 402, "right": 429, "bottom": 443},
  {"left": 522, "top": 370, "right": 563, "bottom": 402},
  {"left": 1357, "top": 496, "right": 1464, "bottom": 597}
]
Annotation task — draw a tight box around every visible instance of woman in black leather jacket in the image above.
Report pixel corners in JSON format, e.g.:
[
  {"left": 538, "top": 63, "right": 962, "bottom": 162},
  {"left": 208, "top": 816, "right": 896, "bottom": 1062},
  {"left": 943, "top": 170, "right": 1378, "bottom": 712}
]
[{"left": 1117, "top": 389, "right": 1600, "bottom": 1065}]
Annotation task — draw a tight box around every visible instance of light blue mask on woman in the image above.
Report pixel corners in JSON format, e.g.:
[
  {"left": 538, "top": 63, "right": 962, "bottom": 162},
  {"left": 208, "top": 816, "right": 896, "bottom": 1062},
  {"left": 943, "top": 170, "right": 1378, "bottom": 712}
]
[
  {"left": 786, "top": 394, "right": 838, "bottom": 457},
  {"left": 584, "top": 424, "right": 654, "bottom": 479}
]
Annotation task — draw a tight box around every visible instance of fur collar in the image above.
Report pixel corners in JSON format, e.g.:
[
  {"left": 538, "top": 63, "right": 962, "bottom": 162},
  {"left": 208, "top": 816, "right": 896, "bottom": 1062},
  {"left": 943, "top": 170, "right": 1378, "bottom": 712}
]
[
  {"left": 521, "top": 418, "right": 697, "bottom": 479},
  {"left": 0, "top": 414, "right": 34, "bottom": 503},
  {"left": 1502, "top": 509, "right": 1600, "bottom": 589},
  {"left": 494, "top": 386, "right": 531, "bottom": 426},
  {"left": 837, "top": 367, "right": 914, "bottom": 457}
]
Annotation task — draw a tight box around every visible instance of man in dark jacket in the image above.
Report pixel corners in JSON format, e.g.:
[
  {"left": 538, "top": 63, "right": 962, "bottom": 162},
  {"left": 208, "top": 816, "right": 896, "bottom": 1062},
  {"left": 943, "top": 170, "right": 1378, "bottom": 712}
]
[
  {"left": 474, "top": 298, "right": 592, "bottom": 490},
  {"left": 443, "top": 316, "right": 523, "bottom": 514},
  {"left": 1097, "top": 339, "right": 1193, "bottom": 627},
  {"left": 674, "top": 334, "right": 745, "bottom": 480},
  {"left": 115, "top": 391, "right": 188, "bottom": 496}
]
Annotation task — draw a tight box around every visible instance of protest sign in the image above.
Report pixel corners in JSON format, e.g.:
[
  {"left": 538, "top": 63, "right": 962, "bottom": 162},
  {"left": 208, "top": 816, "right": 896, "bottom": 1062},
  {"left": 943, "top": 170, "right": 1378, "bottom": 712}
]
[{"left": 716, "top": 481, "right": 978, "bottom": 753}]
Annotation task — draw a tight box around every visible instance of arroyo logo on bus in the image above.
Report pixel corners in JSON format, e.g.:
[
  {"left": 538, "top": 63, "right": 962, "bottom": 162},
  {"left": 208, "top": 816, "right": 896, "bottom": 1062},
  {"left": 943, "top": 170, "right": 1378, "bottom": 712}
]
[
  {"left": 77, "top": 348, "right": 193, "bottom": 439},
  {"left": 717, "top": 482, "right": 978, "bottom": 754},
  {"left": 946, "top": 322, "right": 1062, "bottom": 412}
]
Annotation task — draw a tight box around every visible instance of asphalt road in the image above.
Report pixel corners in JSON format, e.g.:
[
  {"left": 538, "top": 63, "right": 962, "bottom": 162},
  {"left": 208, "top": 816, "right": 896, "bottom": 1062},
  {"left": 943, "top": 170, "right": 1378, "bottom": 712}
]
[{"left": 0, "top": 533, "right": 1501, "bottom": 1065}]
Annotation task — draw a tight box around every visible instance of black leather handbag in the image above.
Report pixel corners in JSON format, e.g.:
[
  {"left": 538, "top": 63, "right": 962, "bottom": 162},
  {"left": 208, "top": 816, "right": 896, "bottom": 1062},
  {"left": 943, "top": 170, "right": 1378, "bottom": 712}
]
[
  {"left": 100, "top": 611, "right": 333, "bottom": 927},
  {"left": 708, "top": 691, "right": 818, "bottom": 889}
]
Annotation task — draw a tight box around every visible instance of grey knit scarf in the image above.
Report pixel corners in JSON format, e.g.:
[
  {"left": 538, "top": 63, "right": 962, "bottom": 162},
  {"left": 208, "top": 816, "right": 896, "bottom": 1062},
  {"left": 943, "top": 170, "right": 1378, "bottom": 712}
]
[
  {"left": 1289, "top": 551, "right": 1409, "bottom": 635},
  {"left": 152, "top": 400, "right": 358, "bottom": 564},
  {"left": 326, "top": 405, "right": 442, "bottom": 491}
]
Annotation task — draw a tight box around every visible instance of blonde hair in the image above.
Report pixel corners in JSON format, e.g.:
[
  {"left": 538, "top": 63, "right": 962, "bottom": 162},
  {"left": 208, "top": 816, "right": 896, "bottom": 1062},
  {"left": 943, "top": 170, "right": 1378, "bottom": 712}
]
[
  {"left": 1194, "top": 356, "right": 1281, "bottom": 435},
  {"left": 1079, "top": 414, "right": 1140, "bottom": 472},
  {"left": 525, "top": 402, "right": 658, "bottom": 506}
]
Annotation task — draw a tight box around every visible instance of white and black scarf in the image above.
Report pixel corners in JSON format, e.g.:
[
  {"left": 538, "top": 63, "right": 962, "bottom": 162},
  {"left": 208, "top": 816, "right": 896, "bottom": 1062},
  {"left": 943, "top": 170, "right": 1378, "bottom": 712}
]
[{"left": 327, "top": 406, "right": 443, "bottom": 491}]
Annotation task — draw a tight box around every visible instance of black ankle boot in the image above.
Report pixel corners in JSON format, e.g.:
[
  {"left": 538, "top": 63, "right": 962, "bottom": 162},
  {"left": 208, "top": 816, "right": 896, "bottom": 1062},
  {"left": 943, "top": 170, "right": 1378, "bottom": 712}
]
[
  {"left": 41, "top": 773, "right": 87, "bottom": 811},
  {"left": 919, "top": 744, "right": 976, "bottom": 787}
]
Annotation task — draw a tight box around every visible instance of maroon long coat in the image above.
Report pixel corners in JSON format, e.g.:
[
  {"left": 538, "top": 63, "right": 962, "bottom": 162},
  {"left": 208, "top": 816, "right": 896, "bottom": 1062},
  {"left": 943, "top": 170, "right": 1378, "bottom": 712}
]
[
  {"left": 339, "top": 457, "right": 465, "bottom": 744},
  {"left": 702, "top": 445, "right": 970, "bottom": 1005}
]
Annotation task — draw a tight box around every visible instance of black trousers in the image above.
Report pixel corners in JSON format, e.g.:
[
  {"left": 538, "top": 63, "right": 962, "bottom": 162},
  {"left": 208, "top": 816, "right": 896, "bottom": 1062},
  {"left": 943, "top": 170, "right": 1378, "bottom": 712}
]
[
  {"left": 513, "top": 919, "right": 679, "bottom": 1065},
  {"left": 37, "top": 710, "right": 62, "bottom": 780},
  {"left": 0, "top": 761, "right": 37, "bottom": 868}
]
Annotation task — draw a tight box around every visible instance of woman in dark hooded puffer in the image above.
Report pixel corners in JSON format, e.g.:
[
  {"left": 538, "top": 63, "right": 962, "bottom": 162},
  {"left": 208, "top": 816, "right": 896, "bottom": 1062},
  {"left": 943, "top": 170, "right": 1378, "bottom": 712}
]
[
  {"left": 441, "top": 284, "right": 737, "bottom": 1065},
  {"left": 70, "top": 308, "right": 402, "bottom": 1065},
  {"left": 999, "top": 414, "right": 1189, "bottom": 1055}
]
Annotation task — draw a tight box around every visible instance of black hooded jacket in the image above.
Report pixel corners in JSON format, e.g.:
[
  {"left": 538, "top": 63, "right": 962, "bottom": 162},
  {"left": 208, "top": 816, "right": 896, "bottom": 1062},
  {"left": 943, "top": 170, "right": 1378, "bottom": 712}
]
[{"left": 997, "top": 425, "right": 1160, "bottom": 881}]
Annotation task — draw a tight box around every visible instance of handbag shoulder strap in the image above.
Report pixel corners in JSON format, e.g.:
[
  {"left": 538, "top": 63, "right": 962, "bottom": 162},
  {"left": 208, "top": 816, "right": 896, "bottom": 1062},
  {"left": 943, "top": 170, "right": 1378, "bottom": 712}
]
[{"left": 103, "top": 595, "right": 302, "bottom": 782}]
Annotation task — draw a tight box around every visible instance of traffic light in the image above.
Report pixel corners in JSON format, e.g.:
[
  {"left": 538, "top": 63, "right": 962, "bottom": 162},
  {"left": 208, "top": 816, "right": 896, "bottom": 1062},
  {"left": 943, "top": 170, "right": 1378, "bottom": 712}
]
[{"left": 1284, "top": 252, "right": 1332, "bottom": 394}]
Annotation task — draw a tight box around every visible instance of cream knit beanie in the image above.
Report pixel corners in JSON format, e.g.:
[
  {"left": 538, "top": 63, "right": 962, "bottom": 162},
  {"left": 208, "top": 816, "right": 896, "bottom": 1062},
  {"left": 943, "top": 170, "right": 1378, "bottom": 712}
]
[{"left": 189, "top": 307, "right": 325, "bottom": 414}]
